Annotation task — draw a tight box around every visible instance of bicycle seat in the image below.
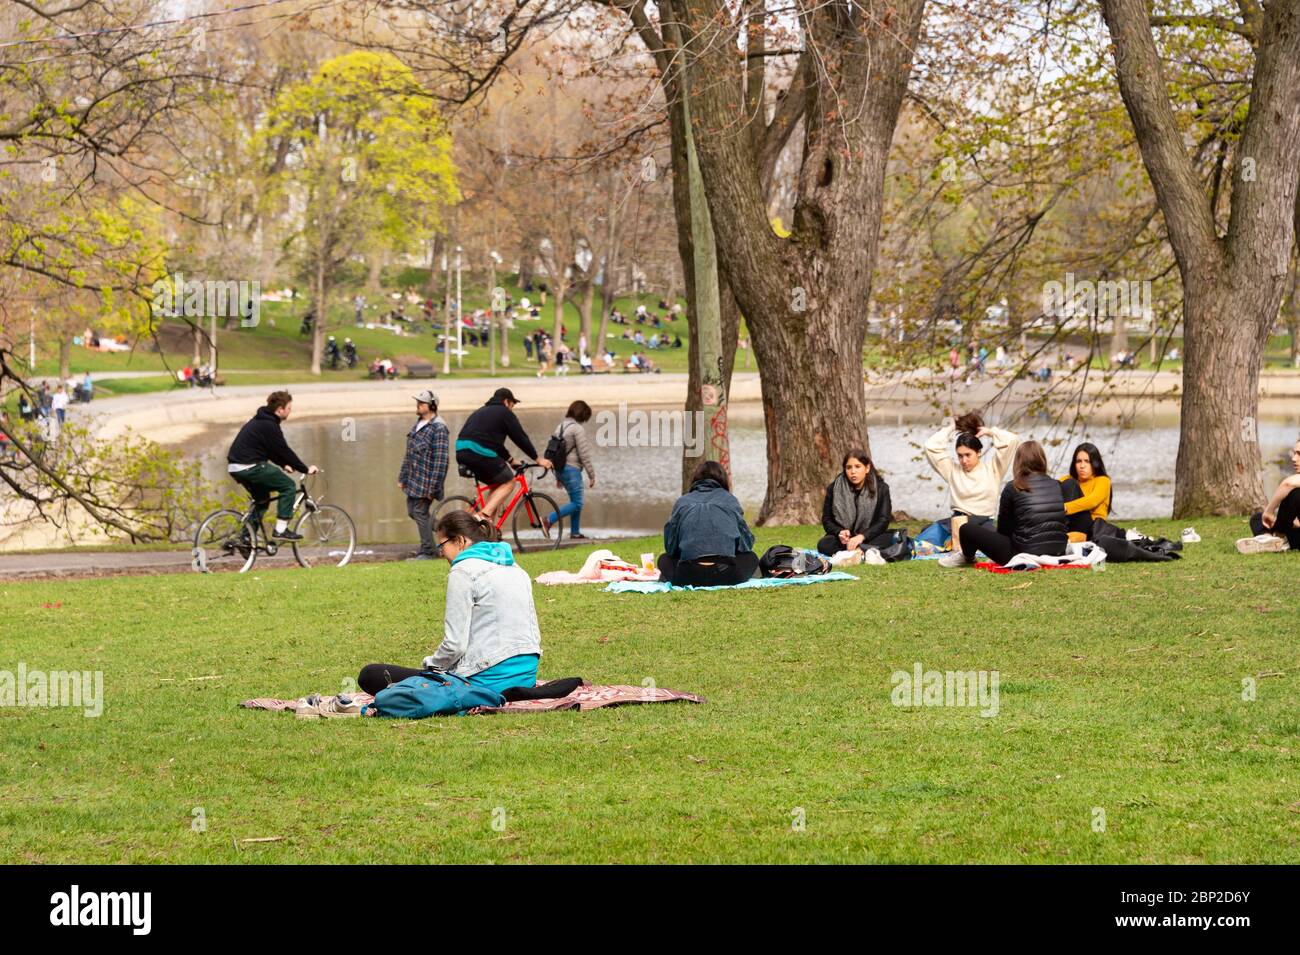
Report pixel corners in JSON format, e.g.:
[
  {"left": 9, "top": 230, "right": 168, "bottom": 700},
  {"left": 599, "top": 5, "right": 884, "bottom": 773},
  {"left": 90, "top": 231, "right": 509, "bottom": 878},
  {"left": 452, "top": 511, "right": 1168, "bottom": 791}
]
[{"left": 458, "top": 464, "right": 477, "bottom": 479}]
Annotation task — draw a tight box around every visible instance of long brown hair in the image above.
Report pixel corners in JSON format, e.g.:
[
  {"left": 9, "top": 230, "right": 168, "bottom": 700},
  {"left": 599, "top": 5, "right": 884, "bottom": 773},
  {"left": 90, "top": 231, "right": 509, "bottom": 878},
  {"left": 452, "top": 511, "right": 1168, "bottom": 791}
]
[
  {"left": 1012, "top": 440, "right": 1049, "bottom": 492},
  {"left": 436, "top": 509, "right": 501, "bottom": 544},
  {"left": 842, "top": 447, "right": 877, "bottom": 494}
]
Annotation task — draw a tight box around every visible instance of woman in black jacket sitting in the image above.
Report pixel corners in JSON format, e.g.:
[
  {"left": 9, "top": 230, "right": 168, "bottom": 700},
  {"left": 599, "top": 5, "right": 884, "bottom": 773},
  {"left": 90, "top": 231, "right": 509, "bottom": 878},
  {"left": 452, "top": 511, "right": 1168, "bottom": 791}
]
[
  {"left": 816, "top": 448, "right": 895, "bottom": 557},
  {"left": 951, "top": 440, "right": 1067, "bottom": 567}
]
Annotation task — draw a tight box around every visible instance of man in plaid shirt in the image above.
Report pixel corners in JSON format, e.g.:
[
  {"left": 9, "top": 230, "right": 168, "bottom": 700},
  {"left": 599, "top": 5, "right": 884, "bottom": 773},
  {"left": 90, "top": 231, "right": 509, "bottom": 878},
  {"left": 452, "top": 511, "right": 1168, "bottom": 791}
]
[{"left": 398, "top": 389, "right": 449, "bottom": 560}]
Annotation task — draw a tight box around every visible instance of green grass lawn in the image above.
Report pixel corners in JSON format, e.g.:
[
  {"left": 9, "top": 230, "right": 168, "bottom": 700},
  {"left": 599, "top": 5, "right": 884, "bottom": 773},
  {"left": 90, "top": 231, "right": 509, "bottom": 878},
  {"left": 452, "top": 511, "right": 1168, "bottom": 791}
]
[{"left": 2, "top": 517, "right": 1295, "bottom": 863}]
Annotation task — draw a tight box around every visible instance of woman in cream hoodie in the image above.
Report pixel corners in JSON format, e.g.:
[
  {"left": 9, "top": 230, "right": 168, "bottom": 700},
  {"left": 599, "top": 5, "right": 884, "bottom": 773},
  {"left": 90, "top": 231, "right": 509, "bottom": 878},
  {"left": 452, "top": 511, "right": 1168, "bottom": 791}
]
[{"left": 924, "top": 412, "right": 1019, "bottom": 566}]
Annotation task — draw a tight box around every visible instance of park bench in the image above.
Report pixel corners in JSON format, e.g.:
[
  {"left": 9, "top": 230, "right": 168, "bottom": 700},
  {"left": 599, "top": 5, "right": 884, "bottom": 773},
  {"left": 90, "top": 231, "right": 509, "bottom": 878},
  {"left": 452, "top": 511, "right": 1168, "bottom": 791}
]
[{"left": 404, "top": 361, "right": 437, "bottom": 378}]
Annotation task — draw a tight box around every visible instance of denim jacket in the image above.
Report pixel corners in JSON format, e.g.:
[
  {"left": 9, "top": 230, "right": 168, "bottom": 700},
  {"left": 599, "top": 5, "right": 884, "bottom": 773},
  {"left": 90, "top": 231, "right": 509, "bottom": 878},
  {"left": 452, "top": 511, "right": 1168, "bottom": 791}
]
[
  {"left": 422, "top": 542, "right": 542, "bottom": 677},
  {"left": 663, "top": 479, "right": 755, "bottom": 561}
]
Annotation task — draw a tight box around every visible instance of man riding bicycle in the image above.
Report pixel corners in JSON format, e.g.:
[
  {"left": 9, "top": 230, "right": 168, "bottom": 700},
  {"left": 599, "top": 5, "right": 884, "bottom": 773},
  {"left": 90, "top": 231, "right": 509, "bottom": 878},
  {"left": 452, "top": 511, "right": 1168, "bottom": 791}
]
[
  {"left": 227, "top": 390, "right": 319, "bottom": 542},
  {"left": 454, "top": 387, "right": 552, "bottom": 521}
]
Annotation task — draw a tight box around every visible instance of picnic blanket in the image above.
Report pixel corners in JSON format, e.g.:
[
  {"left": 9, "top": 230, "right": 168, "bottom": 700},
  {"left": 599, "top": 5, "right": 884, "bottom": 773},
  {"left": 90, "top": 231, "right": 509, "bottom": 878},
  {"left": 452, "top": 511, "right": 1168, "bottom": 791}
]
[
  {"left": 605, "top": 570, "right": 857, "bottom": 594},
  {"left": 535, "top": 548, "right": 660, "bottom": 586},
  {"left": 238, "top": 683, "right": 704, "bottom": 715},
  {"left": 976, "top": 542, "right": 1107, "bottom": 573}
]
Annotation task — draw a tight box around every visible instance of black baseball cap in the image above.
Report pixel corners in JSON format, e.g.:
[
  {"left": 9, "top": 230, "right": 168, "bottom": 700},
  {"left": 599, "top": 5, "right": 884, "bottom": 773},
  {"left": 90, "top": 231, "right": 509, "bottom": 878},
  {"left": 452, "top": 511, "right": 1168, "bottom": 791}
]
[{"left": 493, "top": 387, "right": 520, "bottom": 403}]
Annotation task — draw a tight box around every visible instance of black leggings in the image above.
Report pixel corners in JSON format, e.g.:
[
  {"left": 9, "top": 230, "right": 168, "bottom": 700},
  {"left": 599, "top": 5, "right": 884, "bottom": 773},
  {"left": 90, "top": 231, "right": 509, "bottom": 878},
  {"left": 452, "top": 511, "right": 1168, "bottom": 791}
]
[
  {"left": 958, "top": 520, "right": 1018, "bottom": 566},
  {"left": 656, "top": 552, "right": 759, "bottom": 586},
  {"left": 815, "top": 529, "right": 898, "bottom": 557},
  {"left": 357, "top": 663, "right": 582, "bottom": 703},
  {"left": 1060, "top": 477, "right": 1093, "bottom": 539},
  {"left": 1251, "top": 487, "right": 1300, "bottom": 549}
]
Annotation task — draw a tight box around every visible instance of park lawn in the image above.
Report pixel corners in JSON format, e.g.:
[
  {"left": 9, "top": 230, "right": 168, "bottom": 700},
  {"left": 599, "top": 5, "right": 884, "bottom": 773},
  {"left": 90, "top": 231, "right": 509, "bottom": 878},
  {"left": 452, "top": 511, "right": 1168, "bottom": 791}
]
[{"left": 1, "top": 517, "right": 1296, "bottom": 864}]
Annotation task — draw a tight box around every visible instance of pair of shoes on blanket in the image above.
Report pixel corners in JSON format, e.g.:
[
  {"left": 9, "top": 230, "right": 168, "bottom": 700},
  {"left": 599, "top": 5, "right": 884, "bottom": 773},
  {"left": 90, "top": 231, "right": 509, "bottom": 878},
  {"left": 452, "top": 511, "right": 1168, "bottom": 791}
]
[{"left": 296, "top": 693, "right": 364, "bottom": 719}]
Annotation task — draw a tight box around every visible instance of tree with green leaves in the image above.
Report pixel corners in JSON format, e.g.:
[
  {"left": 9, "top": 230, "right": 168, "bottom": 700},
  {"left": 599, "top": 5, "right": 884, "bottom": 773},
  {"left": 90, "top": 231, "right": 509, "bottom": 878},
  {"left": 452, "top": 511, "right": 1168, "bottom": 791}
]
[{"left": 258, "top": 51, "right": 459, "bottom": 374}]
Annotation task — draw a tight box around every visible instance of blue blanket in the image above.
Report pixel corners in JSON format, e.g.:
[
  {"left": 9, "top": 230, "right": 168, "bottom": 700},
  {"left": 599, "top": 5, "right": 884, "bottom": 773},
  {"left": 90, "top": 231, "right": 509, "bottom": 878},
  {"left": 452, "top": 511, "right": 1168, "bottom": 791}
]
[{"left": 604, "top": 571, "right": 858, "bottom": 594}]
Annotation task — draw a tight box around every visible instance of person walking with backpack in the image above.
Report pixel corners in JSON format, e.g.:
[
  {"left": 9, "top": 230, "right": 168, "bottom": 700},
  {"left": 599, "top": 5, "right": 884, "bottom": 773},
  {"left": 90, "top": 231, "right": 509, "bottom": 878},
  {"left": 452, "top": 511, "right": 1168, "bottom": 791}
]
[
  {"left": 544, "top": 400, "right": 597, "bottom": 540},
  {"left": 398, "top": 389, "right": 449, "bottom": 561}
]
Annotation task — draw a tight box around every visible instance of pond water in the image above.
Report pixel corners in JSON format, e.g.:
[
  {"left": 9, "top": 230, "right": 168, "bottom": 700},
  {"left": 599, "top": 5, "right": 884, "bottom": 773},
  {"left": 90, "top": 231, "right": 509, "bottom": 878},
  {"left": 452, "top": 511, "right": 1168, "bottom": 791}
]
[{"left": 192, "top": 403, "right": 1300, "bottom": 543}]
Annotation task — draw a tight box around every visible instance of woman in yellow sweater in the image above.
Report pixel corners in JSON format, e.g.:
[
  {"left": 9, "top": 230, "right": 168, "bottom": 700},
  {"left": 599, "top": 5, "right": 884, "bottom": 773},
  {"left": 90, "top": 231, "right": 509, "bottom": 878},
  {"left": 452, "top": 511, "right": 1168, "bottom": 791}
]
[{"left": 1060, "top": 442, "right": 1112, "bottom": 542}]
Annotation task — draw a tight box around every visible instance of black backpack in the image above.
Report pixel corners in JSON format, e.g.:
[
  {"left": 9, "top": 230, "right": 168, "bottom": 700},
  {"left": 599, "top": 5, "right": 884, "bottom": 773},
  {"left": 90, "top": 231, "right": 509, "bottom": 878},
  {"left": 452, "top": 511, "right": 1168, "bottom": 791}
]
[
  {"left": 542, "top": 422, "right": 569, "bottom": 470},
  {"left": 759, "top": 545, "right": 831, "bottom": 578}
]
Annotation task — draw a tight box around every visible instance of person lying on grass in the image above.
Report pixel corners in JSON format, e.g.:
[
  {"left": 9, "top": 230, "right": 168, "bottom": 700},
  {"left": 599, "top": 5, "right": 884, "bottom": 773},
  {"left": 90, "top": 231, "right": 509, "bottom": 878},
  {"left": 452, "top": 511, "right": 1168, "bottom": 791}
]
[
  {"left": 658, "top": 459, "right": 759, "bottom": 586},
  {"left": 950, "top": 440, "right": 1068, "bottom": 569},
  {"left": 357, "top": 509, "right": 542, "bottom": 697},
  {"left": 816, "top": 448, "right": 895, "bottom": 558},
  {"left": 1238, "top": 435, "right": 1300, "bottom": 555},
  {"left": 924, "top": 411, "right": 1019, "bottom": 568},
  {"left": 1059, "top": 442, "right": 1113, "bottom": 542}
]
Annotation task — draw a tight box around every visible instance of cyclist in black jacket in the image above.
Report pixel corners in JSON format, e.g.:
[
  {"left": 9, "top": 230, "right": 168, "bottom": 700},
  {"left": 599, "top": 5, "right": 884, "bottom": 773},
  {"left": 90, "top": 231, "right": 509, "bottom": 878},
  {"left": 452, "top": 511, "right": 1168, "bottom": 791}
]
[
  {"left": 454, "top": 387, "right": 552, "bottom": 520},
  {"left": 227, "top": 391, "right": 318, "bottom": 541}
]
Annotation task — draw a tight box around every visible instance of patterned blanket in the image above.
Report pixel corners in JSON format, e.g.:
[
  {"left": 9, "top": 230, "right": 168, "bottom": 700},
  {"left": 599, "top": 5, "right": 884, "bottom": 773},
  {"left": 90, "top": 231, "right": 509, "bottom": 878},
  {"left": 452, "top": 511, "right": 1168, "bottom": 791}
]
[{"left": 238, "top": 683, "right": 704, "bottom": 715}]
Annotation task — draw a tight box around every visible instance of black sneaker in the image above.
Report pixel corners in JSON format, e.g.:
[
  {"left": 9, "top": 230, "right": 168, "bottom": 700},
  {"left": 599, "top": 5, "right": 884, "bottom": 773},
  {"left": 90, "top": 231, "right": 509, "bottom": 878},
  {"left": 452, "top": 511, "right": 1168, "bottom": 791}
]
[{"left": 272, "top": 528, "right": 303, "bottom": 542}]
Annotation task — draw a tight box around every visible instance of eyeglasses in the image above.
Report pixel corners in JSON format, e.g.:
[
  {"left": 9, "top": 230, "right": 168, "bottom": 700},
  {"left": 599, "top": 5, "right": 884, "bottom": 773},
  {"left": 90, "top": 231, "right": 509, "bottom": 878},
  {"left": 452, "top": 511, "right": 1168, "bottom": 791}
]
[{"left": 435, "top": 538, "right": 449, "bottom": 556}]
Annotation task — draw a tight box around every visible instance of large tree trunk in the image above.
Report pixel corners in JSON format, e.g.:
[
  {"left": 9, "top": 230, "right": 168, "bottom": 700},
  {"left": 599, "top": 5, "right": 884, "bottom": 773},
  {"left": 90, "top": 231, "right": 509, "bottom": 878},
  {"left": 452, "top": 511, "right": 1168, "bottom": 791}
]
[
  {"left": 366, "top": 251, "right": 384, "bottom": 294},
  {"left": 1174, "top": 280, "right": 1273, "bottom": 514},
  {"left": 1101, "top": 0, "right": 1300, "bottom": 515},
  {"left": 677, "top": 0, "right": 924, "bottom": 523},
  {"left": 577, "top": 276, "right": 595, "bottom": 351}
]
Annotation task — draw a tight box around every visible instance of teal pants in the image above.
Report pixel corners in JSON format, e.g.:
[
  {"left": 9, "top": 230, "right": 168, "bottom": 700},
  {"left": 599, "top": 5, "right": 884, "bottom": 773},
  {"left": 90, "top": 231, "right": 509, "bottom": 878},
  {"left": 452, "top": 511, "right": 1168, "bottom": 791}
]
[{"left": 232, "top": 463, "right": 297, "bottom": 522}]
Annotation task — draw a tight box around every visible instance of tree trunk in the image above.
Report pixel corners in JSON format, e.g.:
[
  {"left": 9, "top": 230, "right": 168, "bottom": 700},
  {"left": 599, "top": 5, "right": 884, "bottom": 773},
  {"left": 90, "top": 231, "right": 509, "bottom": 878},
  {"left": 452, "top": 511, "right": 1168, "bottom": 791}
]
[
  {"left": 677, "top": 0, "right": 923, "bottom": 522},
  {"left": 1100, "top": 0, "right": 1300, "bottom": 515},
  {"left": 576, "top": 276, "right": 595, "bottom": 351},
  {"left": 367, "top": 251, "right": 384, "bottom": 293},
  {"left": 311, "top": 259, "right": 327, "bottom": 376},
  {"left": 58, "top": 337, "right": 72, "bottom": 381},
  {"left": 682, "top": 85, "right": 729, "bottom": 471},
  {"left": 1174, "top": 279, "right": 1273, "bottom": 514},
  {"left": 1109, "top": 312, "right": 1128, "bottom": 362}
]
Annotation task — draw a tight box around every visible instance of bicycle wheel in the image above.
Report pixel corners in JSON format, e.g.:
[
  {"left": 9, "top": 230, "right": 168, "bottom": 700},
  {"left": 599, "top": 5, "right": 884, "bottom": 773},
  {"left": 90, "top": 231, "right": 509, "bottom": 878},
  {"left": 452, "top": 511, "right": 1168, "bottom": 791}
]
[
  {"left": 292, "top": 504, "right": 356, "bottom": 568},
  {"left": 513, "top": 491, "right": 563, "bottom": 552},
  {"left": 192, "top": 509, "right": 257, "bottom": 574},
  {"left": 434, "top": 495, "right": 476, "bottom": 522}
]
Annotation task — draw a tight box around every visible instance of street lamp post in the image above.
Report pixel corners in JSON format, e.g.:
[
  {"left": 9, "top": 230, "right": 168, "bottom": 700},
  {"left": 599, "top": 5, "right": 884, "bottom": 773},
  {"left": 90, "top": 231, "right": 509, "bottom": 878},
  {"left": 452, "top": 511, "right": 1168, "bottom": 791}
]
[
  {"left": 455, "top": 246, "right": 463, "bottom": 370},
  {"left": 441, "top": 252, "right": 451, "bottom": 376}
]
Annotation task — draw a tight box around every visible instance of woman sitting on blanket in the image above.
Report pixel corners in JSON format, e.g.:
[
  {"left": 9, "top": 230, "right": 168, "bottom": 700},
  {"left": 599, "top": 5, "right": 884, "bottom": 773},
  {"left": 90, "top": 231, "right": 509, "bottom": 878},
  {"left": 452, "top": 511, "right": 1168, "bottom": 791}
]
[
  {"left": 923, "top": 411, "right": 1020, "bottom": 568},
  {"left": 816, "top": 448, "right": 895, "bottom": 558},
  {"left": 657, "top": 459, "right": 759, "bottom": 586},
  {"left": 950, "top": 440, "right": 1067, "bottom": 569},
  {"left": 1237, "top": 433, "right": 1300, "bottom": 554},
  {"left": 357, "top": 510, "right": 546, "bottom": 697},
  {"left": 1059, "top": 442, "right": 1113, "bottom": 542}
]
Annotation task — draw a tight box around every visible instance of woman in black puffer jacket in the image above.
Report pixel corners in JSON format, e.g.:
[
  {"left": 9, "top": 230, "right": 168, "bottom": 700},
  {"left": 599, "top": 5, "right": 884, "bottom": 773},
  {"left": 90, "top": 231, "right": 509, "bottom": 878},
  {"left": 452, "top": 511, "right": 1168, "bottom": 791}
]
[{"left": 953, "top": 440, "right": 1067, "bottom": 567}]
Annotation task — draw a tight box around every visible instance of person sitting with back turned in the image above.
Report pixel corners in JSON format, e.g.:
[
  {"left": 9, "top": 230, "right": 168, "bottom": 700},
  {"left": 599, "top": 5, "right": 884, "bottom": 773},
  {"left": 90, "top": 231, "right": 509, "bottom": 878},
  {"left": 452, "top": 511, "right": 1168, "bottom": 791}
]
[
  {"left": 1059, "top": 442, "right": 1113, "bottom": 542},
  {"left": 950, "top": 440, "right": 1067, "bottom": 568},
  {"left": 657, "top": 460, "right": 758, "bottom": 586},
  {"left": 816, "top": 448, "right": 895, "bottom": 558},
  {"left": 924, "top": 411, "right": 1019, "bottom": 567},
  {"left": 1238, "top": 434, "right": 1300, "bottom": 554}
]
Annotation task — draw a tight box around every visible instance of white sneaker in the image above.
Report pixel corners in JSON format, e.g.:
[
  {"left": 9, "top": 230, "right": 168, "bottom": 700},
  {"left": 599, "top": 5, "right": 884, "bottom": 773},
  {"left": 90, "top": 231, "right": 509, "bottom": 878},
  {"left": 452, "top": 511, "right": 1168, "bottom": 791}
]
[
  {"left": 863, "top": 547, "right": 886, "bottom": 566},
  {"left": 296, "top": 693, "right": 363, "bottom": 719},
  {"left": 1125, "top": 527, "right": 1143, "bottom": 541},
  {"left": 1235, "top": 534, "right": 1290, "bottom": 555},
  {"left": 830, "top": 549, "right": 864, "bottom": 567},
  {"left": 1181, "top": 527, "right": 1200, "bottom": 543},
  {"left": 938, "top": 550, "right": 970, "bottom": 568}
]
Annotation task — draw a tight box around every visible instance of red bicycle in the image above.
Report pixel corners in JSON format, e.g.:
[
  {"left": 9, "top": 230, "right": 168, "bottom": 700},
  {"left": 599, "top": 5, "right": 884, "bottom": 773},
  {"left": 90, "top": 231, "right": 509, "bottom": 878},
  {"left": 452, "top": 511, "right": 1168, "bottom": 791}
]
[{"left": 435, "top": 462, "right": 563, "bottom": 552}]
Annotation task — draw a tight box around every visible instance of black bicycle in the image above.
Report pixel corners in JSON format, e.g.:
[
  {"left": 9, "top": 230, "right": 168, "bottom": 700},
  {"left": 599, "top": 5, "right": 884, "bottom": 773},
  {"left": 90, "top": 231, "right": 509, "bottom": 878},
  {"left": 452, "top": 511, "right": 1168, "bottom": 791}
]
[{"left": 192, "top": 472, "right": 356, "bottom": 573}]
